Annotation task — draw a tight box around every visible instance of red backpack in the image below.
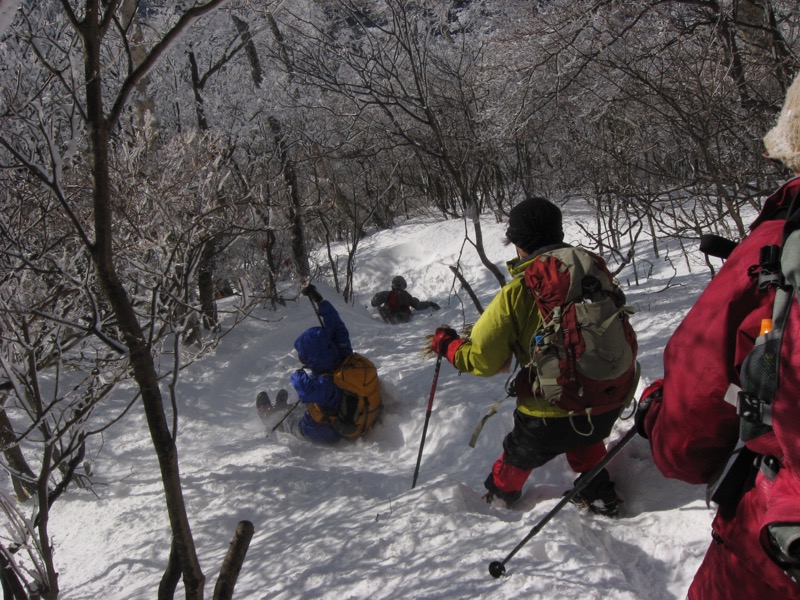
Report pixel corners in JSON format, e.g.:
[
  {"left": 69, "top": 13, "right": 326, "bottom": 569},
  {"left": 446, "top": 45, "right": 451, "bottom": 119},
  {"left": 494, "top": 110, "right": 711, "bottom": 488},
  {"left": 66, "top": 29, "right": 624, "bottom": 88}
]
[
  {"left": 522, "top": 246, "right": 639, "bottom": 415},
  {"left": 732, "top": 197, "right": 800, "bottom": 582},
  {"left": 387, "top": 289, "right": 410, "bottom": 313}
]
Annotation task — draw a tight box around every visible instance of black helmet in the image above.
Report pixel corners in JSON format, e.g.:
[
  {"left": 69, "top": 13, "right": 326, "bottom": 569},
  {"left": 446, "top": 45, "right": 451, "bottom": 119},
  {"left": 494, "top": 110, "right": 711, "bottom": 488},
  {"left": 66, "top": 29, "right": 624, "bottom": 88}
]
[{"left": 391, "top": 276, "right": 407, "bottom": 290}]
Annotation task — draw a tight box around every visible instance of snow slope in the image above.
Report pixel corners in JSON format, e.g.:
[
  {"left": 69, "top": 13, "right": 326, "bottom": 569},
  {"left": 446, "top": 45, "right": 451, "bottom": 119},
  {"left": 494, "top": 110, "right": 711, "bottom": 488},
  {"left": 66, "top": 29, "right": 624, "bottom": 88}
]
[{"left": 43, "top": 202, "right": 722, "bottom": 599}]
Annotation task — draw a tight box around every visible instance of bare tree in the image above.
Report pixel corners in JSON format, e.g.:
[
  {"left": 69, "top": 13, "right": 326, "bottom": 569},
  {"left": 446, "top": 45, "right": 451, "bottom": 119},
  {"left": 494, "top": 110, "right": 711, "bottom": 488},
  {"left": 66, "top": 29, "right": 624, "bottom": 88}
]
[
  {"left": 478, "top": 0, "right": 798, "bottom": 273},
  {"left": 266, "top": 1, "right": 509, "bottom": 289},
  {"left": 0, "top": 2, "right": 265, "bottom": 598}
]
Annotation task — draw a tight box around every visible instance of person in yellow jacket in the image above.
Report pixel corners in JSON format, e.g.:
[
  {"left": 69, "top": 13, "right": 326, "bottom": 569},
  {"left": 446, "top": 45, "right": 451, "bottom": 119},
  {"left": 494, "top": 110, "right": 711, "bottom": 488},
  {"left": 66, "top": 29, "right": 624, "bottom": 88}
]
[{"left": 430, "top": 197, "right": 625, "bottom": 515}]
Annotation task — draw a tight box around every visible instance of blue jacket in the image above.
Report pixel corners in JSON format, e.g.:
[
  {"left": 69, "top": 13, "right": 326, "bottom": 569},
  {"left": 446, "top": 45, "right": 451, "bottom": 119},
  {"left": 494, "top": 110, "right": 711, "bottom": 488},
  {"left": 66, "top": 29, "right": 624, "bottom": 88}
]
[{"left": 291, "top": 300, "right": 353, "bottom": 443}]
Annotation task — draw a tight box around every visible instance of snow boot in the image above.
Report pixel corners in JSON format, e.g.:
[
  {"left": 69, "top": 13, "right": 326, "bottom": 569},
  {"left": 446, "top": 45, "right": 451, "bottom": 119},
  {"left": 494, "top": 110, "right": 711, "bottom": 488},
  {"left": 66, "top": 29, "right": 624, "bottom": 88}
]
[
  {"left": 483, "top": 475, "right": 522, "bottom": 507},
  {"left": 256, "top": 392, "right": 272, "bottom": 423},
  {"left": 482, "top": 454, "right": 532, "bottom": 507},
  {"left": 275, "top": 389, "right": 289, "bottom": 410},
  {"left": 568, "top": 468, "right": 622, "bottom": 518}
]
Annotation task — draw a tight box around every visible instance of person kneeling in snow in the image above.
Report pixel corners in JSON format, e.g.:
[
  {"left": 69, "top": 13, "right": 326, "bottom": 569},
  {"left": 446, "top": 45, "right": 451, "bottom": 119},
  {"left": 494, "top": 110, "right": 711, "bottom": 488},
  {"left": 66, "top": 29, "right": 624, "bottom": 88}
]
[{"left": 371, "top": 275, "right": 440, "bottom": 324}]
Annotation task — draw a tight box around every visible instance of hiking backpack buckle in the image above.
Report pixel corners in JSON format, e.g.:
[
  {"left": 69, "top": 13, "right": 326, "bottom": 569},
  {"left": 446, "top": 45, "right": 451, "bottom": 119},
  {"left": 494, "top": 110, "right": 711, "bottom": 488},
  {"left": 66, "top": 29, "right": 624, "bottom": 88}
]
[{"left": 736, "top": 391, "right": 773, "bottom": 426}]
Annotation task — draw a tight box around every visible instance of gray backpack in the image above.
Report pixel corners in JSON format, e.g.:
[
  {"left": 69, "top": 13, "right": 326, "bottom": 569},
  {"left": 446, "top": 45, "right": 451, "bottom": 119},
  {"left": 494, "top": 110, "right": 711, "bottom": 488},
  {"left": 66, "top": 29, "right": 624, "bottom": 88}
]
[{"left": 522, "top": 246, "right": 639, "bottom": 415}]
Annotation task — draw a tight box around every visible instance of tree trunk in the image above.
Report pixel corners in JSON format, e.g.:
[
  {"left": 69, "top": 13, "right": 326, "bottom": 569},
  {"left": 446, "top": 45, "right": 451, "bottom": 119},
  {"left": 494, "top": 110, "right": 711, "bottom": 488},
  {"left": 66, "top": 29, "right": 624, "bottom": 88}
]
[
  {"left": 212, "top": 521, "right": 254, "bottom": 600},
  {"left": 468, "top": 216, "right": 506, "bottom": 288},
  {"left": 157, "top": 538, "right": 182, "bottom": 600},
  {"left": 36, "top": 443, "right": 58, "bottom": 600},
  {"left": 266, "top": 15, "right": 309, "bottom": 278},
  {"left": 269, "top": 116, "right": 309, "bottom": 278},
  {"left": 0, "top": 406, "right": 37, "bottom": 500},
  {"left": 0, "top": 549, "right": 29, "bottom": 600},
  {"left": 188, "top": 51, "right": 209, "bottom": 131},
  {"left": 448, "top": 265, "right": 484, "bottom": 315},
  {"left": 231, "top": 16, "right": 262, "bottom": 88},
  {"left": 198, "top": 239, "right": 218, "bottom": 331},
  {"left": 80, "top": 4, "right": 205, "bottom": 597}
]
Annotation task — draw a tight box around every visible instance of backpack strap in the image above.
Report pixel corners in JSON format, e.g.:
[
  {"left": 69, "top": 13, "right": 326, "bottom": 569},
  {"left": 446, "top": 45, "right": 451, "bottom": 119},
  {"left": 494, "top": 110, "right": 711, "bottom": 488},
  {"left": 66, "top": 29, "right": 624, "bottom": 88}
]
[
  {"left": 468, "top": 394, "right": 509, "bottom": 448},
  {"left": 780, "top": 191, "right": 800, "bottom": 301},
  {"left": 766, "top": 194, "right": 800, "bottom": 398},
  {"left": 468, "top": 360, "right": 519, "bottom": 448}
]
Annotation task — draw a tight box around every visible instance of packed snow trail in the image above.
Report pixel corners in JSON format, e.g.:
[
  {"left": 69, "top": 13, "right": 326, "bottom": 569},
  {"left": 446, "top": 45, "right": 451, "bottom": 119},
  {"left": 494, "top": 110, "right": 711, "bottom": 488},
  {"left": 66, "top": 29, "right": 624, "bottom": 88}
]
[{"left": 45, "top": 214, "right": 714, "bottom": 598}]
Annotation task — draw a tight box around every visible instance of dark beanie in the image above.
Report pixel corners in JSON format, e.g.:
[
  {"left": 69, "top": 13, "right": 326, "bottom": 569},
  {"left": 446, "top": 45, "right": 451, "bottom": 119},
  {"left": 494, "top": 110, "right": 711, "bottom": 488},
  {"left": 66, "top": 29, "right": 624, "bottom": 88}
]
[{"left": 505, "top": 197, "right": 564, "bottom": 253}]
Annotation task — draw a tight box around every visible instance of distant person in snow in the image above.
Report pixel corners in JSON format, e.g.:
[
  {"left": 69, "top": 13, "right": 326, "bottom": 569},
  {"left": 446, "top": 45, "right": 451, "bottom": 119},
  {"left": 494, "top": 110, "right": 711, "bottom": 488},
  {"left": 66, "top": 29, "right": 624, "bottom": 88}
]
[
  {"left": 429, "top": 197, "right": 637, "bottom": 517},
  {"left": 271, "top": 284, "right": 381, "bottom": 443},
  {"left": 371, "top": 276, "right": 440, "bottom": 324},
  {"left": 634, "top": 74, "right": 800, "bottom": 600}
]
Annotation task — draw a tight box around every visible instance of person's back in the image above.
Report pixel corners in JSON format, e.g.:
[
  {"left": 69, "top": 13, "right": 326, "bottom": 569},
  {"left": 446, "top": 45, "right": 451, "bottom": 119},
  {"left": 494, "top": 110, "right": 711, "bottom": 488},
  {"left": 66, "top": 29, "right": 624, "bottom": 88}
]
[
  {"left": 635, "top": 74, "right": 800, "bottom": 599},
  {"left": 430, "top": 197, "right": 635, "bottom": 515},
  {"left": 386, "top": 287, "right": 414, "bottom": 323},
  {"left": 639, "top": 186, "right": 800, "bottom": 599},
  {"left": 371, "top": 275, "right": 439, "bottom": 324},
  {"left": 283, "top": 285, "right": 382, "bottom": 443}
]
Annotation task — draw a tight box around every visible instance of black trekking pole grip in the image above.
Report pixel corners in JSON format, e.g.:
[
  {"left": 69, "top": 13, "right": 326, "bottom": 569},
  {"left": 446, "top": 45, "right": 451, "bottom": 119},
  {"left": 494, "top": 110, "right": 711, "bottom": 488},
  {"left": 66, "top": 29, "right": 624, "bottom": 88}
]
[
  {"left": 411, "top": 351, "right": 443, "bottom": 489},
  {"left": 309, "top": 297, "right": 324, "bottom": 327},
  {"left": 488, "top": 425, "right": 638, "bottom": 579}
]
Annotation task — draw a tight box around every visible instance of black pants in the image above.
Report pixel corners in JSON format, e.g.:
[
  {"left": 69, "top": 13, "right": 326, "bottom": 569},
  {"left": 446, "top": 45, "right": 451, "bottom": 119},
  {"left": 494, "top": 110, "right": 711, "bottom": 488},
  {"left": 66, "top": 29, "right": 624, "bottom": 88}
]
[{"left": 502, "top": 406, "right": 624, "bottom": 471}]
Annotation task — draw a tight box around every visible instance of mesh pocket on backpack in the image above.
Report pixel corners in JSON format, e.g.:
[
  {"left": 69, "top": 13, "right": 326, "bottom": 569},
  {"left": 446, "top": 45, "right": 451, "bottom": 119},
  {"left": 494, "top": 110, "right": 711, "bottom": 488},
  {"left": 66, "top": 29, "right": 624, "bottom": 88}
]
[
  {"left": 741, "top": 331, "right": 781, "bottom": 404},
  {"left": 739, "top": 330, "right": 782, "bottom": 440}
]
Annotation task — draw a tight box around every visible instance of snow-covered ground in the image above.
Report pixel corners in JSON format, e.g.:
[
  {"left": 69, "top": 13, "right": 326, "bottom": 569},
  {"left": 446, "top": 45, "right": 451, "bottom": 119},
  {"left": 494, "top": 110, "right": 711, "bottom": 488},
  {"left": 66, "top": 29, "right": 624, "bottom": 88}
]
[{"left": 43, "top": 201, "right": 726, "bottom": 598}]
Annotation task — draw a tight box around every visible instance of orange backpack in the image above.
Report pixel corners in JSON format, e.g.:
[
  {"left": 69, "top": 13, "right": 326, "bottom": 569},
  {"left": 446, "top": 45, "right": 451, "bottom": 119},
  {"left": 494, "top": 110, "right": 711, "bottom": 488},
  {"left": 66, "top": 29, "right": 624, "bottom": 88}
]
[{"left": 308, "top": 353, "right": 383, "bottom": 438}]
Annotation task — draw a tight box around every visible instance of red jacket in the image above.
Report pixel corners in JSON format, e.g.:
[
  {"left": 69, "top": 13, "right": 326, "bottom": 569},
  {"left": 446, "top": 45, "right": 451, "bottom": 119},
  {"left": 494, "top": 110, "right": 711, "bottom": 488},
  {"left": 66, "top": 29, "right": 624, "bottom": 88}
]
[{"left": 645, "top": 177, "right": 800, "bottom": 599}]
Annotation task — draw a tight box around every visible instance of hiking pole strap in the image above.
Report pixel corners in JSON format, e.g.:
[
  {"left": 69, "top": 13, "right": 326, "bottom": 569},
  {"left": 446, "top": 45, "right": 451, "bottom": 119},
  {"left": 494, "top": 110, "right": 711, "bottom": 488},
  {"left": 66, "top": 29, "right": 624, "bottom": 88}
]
[
  {"left": 492, "top": 425, "right": 638, "bottom": 573},
  {"left": 469, "top": 396, "right": 509, "bottom": 448},
  {"left": 412, "top": 351, "right": 443, "bottom": 489},
  {"left": 471, "top": 360, "right": 520, "bottom": 448}
]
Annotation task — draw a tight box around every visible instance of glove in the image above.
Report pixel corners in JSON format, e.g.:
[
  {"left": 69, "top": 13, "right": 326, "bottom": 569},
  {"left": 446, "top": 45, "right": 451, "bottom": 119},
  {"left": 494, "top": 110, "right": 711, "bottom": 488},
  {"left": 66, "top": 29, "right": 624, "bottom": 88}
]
[
  {"left": 429, "top": 302, "right": 440, "bottom": 311},
  {"left": 635, "top": 379, "right": 664, "bottom": 439},
  {"left": 431, "top": 327, "right": 458, "bottom": 354},
  {"left": 301, "top": 284, "right": 323, "bottom": 304},
  {"left": 291, "top": 368, "right": 310, "bottom": 391},
  {"left": 430, "top": 326, "right": 465, "bottom": 364}
]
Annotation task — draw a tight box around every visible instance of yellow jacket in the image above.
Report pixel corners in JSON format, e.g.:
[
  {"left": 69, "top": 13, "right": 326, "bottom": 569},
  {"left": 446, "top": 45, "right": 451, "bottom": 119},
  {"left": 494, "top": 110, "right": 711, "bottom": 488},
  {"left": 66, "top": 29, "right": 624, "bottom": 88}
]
[{"left": 451, "top": 249, "right": 572, "bottom": 418}]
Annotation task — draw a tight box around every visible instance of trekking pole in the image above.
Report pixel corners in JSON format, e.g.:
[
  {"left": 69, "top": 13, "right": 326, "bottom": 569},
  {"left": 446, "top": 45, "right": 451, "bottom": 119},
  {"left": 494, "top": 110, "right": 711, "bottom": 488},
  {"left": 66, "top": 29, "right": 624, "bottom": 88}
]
[
  {"left": 487, "top": 425, "right": 638, "bottom": 579},
  {"left": 308, "top": 297, "right": 324, "bottom": 327},
  {"left": 300, "top": 280, "right": 325, "bottom": 327},
  {"left": 267, "top": 398, "right": 303, "bottom": 437},
  {"left": 411, "top": 350, "right": 443, "bottom": 489}
]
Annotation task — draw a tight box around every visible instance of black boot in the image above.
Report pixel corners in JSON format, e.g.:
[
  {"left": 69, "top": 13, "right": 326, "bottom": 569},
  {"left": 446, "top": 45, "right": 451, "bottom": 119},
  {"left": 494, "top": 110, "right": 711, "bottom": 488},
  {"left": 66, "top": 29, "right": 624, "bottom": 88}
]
[
  {"left": 568, "top": 468, "right": 622, "bottom": 518},
  {"left": 256, "top": 392, "right": 272, "bottom": 422},
  {"left": 483, "top": 474, "right": 522, "bottom": 507},
  {"left": 275, "top": 389, "right": 289, "bottom": 410}
]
